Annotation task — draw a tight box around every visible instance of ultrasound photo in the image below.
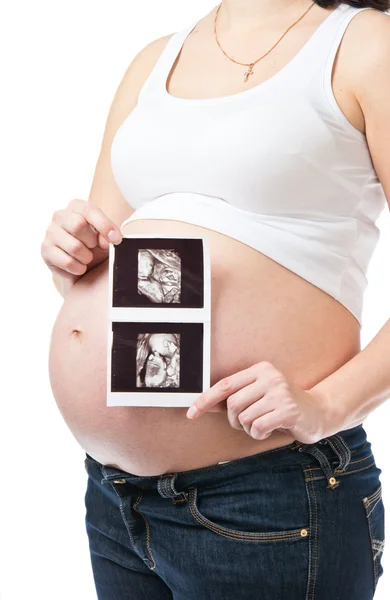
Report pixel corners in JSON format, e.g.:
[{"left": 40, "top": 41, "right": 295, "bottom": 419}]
[
  {"left": 136, "top": 332, "right": 180, "bottom": 388},
  {"left": 138, "top": 249, "right": 181, "bottom": 304},
  {"left": 111, "top": 236, "right": 204, "bottom": 309},
  {"left": 108, "top": 321, "right": 207, "bottom": 405},
  {"left": 107, "top": 235, "right": 211, "bottom": 406}
]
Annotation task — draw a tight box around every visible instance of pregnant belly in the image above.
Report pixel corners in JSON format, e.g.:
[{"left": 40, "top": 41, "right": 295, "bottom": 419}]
[{"left": 48, "top": 218, "right": 360, "bottom": 476}]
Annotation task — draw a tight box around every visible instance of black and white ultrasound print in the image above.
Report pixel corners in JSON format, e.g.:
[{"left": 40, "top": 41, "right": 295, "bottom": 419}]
[
  {"left": 111, "top": 236, "right": 204, "bottom": 309},
  {"left": 137, "top": 249, "right": 181, "bottom": 304},
  {"left": 109, "top": 321, "right": 205, "bottom": 403},
  {"left": 107, "top": 234, "right": 211, "bottom": 407},
  {"left": 136, "top": 332, "right": 180, "bottom": 388}
]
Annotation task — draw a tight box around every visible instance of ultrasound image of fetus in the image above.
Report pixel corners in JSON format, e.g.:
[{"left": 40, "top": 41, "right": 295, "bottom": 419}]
[
  {"left": 136, "top": 333, "right": 180, "bottom": 388},
  {"left": 137, "top": 249, "right": 181, "bottom": 303}
]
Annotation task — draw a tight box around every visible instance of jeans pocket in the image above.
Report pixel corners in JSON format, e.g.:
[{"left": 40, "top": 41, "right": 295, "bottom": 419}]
[
  {"left": 187, "top": 483, "right": 310, "bottom": 543},
  {"left": 362, "top": 483, "right": 386, "bottom": 594}
]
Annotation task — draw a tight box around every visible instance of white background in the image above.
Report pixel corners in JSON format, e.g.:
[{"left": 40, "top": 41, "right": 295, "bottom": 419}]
[{"left": 1, "top": 1, "right": 389, "bottom": 598}]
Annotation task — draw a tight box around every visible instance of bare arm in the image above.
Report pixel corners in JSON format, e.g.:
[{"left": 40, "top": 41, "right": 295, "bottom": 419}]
[
  {"left": 306, "top": 10, "right": 390, "bottom": 423},
  {"left": 52, "top": 32, "right": 174, "bottom": 298}
]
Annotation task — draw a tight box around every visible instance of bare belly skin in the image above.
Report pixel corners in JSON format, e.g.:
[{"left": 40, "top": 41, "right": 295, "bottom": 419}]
[{"left": 48, "top": 218, "right": 360, "bottom": 476}]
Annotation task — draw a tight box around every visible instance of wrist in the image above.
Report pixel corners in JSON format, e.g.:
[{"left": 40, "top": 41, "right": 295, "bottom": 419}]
[{"left": 308, "top": 385, "right": 348, "bottom": 438}]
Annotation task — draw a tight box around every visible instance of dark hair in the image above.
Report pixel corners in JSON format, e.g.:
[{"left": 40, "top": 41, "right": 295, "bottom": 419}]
[{"left": 314, "top": 0, "right": 389, "bottom": 10}]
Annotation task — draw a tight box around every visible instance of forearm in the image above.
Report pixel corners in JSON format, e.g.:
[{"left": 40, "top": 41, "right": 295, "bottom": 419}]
[{"left": 309, "top": 318, "right": 390, "bottom": 426}]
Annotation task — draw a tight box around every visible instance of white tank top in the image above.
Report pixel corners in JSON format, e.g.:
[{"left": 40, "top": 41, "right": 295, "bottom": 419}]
[{"left": 112, "top": 3, "right": 387, "bottom": 326}]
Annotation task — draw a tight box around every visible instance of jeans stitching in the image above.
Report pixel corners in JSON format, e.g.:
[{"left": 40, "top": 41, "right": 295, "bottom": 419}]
[
  {"left": 133, "top": 492, "right": 157, "bottom": 570},
  {"left": 335, "top": 452, "right": 373, "bottom": 471},
  {"left": 163, "top": 476, "right": 172, "bottom": 497},
  {"left": 304, "top": 466, "right": 319, "bottom": 600},
  {"left": 168, "top": 473, "right": 188, "bottom": 501},
  {"left": 303, "top": 466, "right": 313, "bottom": 600},
  {"left": 364, "top": 484, "right": 382, "bottom": 508},
  {"left": 84, "top": 464, "right": 148, "bottom": 573},
  {"left": 157, "top": 475, "right": 171, "bottom": 498},
  {"left": 333, "top": 434, "right": 352, "bottom": 466},
  {"left": 326, "top": 436, "right": 348, "bottom": 472},
  {"left": 365, "top": 495, "right": 382, "bottom": 519},
  {"left": 335, "top": 434, "right": 352, "bottom": 462},
  {"left": 305, "top": 452, "right": 373, "bottom": 475},
  {"left": 363, "top": 494, "right": 379, "bottom": 590},
  {"left": 100, "top": 464, "right": 155, "bottom": 569},
  {"left": 331, "top": 436, "right": 349, "bottom": 470},
  {"left": 110, "top": 484, "right": 139, "bottom": 551},
  {"left": 311, "top": 470, "right": 319, "bottom": 600},
  {"left": 304, "top": 460, "right": 376, "bottom": 482},
  {"left": 187, "top": 486, "right": 309, "bottom": 542}
]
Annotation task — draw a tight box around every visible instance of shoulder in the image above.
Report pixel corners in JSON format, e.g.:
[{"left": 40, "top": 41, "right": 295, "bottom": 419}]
[
  {"left": 343, "top": 8, "right": 390, "bottom": 100},
  {"left": 121, "top": 31, "right": 176, "bottom": 93},
  {"left": 347, "top": 6, "right": 390, "bottom": 53},
  {"left": 343, "top": 4, "right": 390, "bottom": 36},
  {"left": 340, "top": 7, "right": 390, "bottom": 67},
  {"left": 355, "top": 8, "right": 390, "bottom": 69},
  {"left": 134, "top": 32, "right": 176, "bottom": 66}
]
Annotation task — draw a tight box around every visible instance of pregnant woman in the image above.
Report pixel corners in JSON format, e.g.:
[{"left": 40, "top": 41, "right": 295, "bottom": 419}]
[{"left": 41, "top": 1, "right": 389, "bottom": 598}]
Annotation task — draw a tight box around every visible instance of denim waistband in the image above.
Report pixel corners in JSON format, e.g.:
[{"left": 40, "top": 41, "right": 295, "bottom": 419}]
[{"left": 95, "top": 423, "right": 365, "bottom": 494}]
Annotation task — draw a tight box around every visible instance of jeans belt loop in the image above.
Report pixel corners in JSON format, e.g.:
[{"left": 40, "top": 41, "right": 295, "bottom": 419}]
[
  {"left": 157, "top": 473, "right": 188, "bottom": 503},
  {"left": 326, "top": 434, "right": 351, "bottom": 472},
  {"left": 298, "top": 442, "right": 341, "bottom": 489}
]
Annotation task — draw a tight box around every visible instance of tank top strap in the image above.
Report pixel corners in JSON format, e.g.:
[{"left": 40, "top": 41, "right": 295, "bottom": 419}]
[
  {"left": 137, "top": 18, "right": 200, "bottom": 105},
  {"left": 296, "top": 4, "right": 374, "bottom": 87},
  {"left": 322, "top": 5, "right": 374, "bottom": 88}
]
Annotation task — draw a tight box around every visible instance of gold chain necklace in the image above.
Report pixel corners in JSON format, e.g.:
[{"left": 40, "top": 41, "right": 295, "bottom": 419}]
[{"left": 213, "top": 1, "right": 316, "bottom": 82}]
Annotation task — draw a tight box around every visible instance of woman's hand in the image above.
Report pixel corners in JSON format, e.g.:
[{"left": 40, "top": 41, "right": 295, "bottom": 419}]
[
  {"left": 41, "top": 198, "right": 123, "bottom": 282},
  {"left": 186, "top": 361, "right": 342, "bottom": 445}
]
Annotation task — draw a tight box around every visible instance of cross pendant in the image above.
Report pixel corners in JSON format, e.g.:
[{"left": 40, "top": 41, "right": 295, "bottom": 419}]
[{"left": 244, "top": 65, "right": 254, "bottom": 83}]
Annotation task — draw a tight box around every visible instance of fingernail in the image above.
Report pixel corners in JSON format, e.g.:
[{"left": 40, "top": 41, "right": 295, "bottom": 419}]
[
  {"left": 187, "top": 405, "right": 198, "bottom": 419},
  {"left": 108, "top": 229, "right": 121, "bottom": 243}
]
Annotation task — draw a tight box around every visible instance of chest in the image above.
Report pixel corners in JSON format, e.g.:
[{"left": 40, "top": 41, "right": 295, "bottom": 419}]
[{"left": 110, "top": 89, "right": 347, "bottom": 215}]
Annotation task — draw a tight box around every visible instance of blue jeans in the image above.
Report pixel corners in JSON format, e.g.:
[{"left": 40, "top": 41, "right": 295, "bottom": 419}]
[{"left": 84, "top": 423, "right": 385, "bottom": 599}]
